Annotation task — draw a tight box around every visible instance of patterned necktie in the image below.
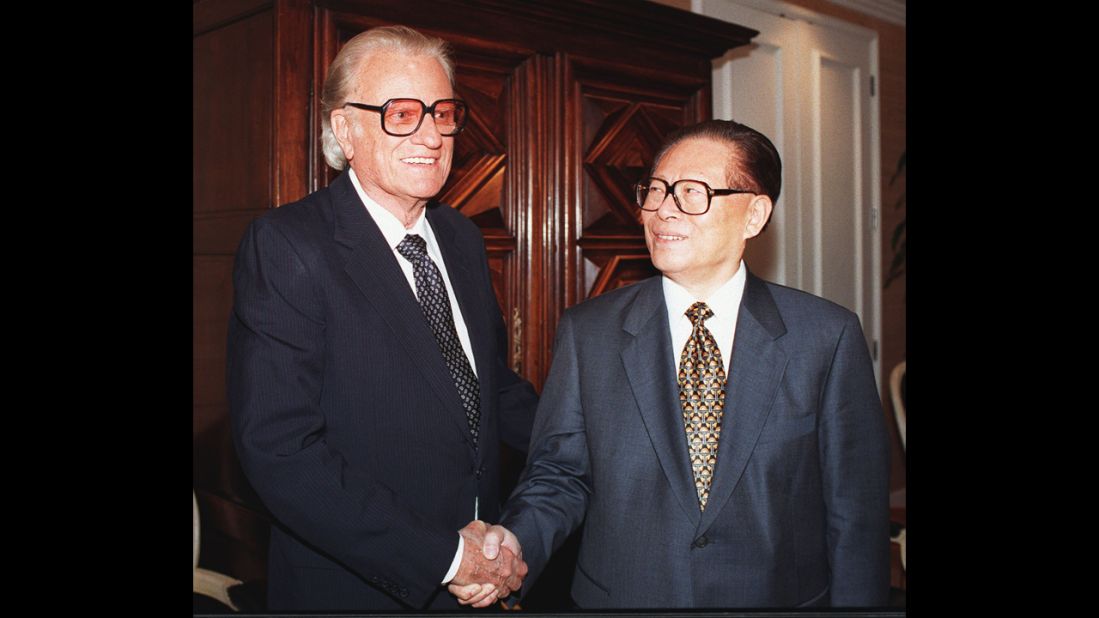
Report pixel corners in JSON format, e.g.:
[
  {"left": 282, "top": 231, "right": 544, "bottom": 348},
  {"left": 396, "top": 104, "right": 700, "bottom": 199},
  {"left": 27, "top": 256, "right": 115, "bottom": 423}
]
[
  {"left": 678, "top": 301, "right": 727, "bottom": 511},
  {"left": 396, "top": 234, "right": 481, "bottom": 447}
]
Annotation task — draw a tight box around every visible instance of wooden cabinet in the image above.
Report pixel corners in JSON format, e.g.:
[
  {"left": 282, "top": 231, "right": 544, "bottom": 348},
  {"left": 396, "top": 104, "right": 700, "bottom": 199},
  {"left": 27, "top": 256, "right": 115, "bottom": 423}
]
[{"left": 194, "top": 0, "right": 755, "bottom": 587}]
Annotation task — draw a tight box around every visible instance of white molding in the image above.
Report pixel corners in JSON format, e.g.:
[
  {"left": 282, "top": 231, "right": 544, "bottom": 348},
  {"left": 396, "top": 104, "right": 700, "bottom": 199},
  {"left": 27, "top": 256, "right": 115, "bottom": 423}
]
[
  {"left": 695, "top": 0, "right": 886, "bottom": 387},
  {"left": 698, "top": 0, "right": 882, "bottom": 39},
  {"left": 823, "top": 0, "right": 905, "bottom": 26},
  {"left": 868, "top": 24, "right": 883, "bottom": 392}
]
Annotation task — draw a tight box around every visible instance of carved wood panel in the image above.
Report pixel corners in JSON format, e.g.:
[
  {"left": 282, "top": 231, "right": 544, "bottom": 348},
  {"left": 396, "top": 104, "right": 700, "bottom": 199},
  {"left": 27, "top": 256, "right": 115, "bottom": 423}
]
[
  {"left": 193, "top": 5, "right": 282, "bottom": 585},
  {"left": 563, "top": 55, "right": 711, "bottom": 305}
]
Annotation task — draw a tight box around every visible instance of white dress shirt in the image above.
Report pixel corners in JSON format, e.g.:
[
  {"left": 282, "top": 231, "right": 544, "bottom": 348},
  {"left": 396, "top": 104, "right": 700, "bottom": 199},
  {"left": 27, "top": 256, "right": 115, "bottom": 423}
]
[
  {"left": 662, "top": 262, "right": 748, "bottom": 375},
  {"left": 348, "top": 172, "right": 474, "bottom": 583},
  {"left": 349, "top": 172, "right": 479, "bottom": 378}
]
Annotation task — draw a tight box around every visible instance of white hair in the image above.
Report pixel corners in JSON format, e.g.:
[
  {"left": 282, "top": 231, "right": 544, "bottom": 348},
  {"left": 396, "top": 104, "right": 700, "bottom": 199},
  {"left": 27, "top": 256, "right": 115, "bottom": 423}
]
[{"left": 320, "top": 25, "right": 455, "bottom": 170}]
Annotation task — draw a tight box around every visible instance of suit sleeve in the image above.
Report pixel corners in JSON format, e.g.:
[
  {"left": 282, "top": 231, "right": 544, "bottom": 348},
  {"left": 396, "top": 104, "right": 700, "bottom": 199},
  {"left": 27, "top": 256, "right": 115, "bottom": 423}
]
[
  {"left": 818, "top": 312, "right": 891, "bottom": 606},
  {"left": 499, "top": 311, "right": 592, "bottom": 593},
  {"left": 226, "top": 218, "right": 457, "bottom": 607}
]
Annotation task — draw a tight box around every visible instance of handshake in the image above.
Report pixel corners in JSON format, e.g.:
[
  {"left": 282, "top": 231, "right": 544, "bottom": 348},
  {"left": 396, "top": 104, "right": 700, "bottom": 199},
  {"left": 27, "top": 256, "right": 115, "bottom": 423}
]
[{"left": 449, "top": 520, "right": 527, "bottom": 608}]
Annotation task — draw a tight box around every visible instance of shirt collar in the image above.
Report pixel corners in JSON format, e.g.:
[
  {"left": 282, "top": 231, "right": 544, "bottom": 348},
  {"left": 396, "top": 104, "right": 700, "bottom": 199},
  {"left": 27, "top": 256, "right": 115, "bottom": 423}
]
[
  {"left": 348, "top": 169, "right": 428, "bottom": 249},
  {"left": 662, "top": 261, "right": 748, "bottom": 321}
]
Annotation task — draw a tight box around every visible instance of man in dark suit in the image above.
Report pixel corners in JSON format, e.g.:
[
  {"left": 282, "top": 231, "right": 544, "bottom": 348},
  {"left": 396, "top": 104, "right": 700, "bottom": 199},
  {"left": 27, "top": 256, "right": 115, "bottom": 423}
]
[
  {"left": 227, "top": 25, "right": 536, "bottom": 611},
  {"left": 452, "top": 119, "right": 889, "bottom": 608}
]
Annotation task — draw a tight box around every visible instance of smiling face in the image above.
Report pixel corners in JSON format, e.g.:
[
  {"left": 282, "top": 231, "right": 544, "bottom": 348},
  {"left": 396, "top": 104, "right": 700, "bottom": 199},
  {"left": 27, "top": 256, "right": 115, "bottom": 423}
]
[
  {"left": 330, "top": 50, "right": 455, "bottom": 223},
  {"left": 642, "top": 137, "right": 773, "bottom": 299}
]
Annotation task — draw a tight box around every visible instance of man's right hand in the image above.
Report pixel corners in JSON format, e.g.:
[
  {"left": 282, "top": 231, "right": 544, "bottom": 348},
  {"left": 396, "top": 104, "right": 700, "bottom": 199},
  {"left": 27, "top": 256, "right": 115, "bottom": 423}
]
[{"left": 449, "top": 521, "right": 527, "bottom": 607}]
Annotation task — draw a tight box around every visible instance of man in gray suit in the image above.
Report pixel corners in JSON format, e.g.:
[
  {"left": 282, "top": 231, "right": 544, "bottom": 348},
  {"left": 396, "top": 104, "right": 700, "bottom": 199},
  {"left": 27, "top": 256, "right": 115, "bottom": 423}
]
[{"left": 451, "top": 119, "right": 890, "bottom": 608}]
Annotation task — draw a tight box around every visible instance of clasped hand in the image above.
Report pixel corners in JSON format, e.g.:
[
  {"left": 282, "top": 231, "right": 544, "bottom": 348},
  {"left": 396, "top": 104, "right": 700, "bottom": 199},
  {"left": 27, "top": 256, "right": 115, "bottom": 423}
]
[{"left": 448, "top": 520, "right": 526, "bottom": 608}]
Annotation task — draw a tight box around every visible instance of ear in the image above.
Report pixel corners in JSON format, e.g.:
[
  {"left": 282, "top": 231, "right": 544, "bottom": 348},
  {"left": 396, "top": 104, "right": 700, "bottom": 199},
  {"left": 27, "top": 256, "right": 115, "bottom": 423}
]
[
  {"left": 743, "top": 195, "right": 774, "bottom": 239},
  {"left": 330, "top": 110, "right": 355, "bottom": 161}
]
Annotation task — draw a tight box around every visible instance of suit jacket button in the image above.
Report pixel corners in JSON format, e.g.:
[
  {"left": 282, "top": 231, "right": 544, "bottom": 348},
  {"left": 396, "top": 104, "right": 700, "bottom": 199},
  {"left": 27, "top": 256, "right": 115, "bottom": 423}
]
[{"left": 692, "top": 536, "right": 710, "bottom": 549}]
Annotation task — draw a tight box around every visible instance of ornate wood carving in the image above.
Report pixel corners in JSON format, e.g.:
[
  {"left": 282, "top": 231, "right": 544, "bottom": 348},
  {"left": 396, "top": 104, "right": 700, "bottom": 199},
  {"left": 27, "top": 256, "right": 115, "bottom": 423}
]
[{"left": 561, "top": 53, "right": 712, "bottom": 317}]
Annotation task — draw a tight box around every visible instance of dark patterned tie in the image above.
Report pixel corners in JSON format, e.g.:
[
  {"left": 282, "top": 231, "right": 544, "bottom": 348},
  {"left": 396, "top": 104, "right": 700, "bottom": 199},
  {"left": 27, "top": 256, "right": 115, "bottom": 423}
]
[
  {"left": 396, "top": 234, "right": 481, "bottom": 447},
  {"left": 678, "top": 301, "right": 727, "bottom": 511}
]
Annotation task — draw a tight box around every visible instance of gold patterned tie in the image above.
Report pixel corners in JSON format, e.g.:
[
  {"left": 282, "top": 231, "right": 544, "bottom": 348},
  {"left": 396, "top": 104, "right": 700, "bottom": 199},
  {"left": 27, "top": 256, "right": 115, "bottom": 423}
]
[{"left": 678, "top": 301, "right": 727, "bottom": 511}]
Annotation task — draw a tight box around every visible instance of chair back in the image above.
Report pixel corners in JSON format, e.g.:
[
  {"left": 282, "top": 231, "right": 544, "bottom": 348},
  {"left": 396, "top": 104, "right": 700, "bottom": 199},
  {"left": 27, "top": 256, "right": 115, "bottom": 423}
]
[
  {"left": 193, "top": 491, "right": 200, "bottom": 572},
  {"left": 193, "top": 490, "right": 243, "bottom": 610},
  {"left": 890, "top": 361, "right": 906, "bottom": 451}
]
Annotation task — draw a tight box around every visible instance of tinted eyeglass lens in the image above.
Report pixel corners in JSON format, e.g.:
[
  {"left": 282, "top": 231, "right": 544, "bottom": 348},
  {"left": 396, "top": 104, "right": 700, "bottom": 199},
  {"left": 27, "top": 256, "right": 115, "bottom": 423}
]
[
  {"left": 382, "top": 99, "right": 467, "bottom": 136},
  {"left": 431, "top": 101, "right": 466, "bottom": 135},
  {"left": 383, "top": 99, "right": 427, "bottom": 135}
]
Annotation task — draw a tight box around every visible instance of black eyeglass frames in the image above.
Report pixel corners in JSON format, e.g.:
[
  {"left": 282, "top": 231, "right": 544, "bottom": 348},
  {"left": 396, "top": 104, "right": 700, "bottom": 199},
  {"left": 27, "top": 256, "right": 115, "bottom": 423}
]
[
  {"left": 634, "top": 177, "right": 756, "bottom": 215},
  {"left": 343, "top": 98, "right": 468, "bottom": 137}
]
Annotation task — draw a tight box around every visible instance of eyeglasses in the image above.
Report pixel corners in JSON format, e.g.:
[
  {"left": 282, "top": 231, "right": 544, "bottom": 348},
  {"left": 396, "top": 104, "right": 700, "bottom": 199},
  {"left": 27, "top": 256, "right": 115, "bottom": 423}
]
[
  {"left": 634, "top": 177, "right": 756, "bottom": 215},
  {"left": 344, "top": 98, "right": 468, "bottom": 137}
]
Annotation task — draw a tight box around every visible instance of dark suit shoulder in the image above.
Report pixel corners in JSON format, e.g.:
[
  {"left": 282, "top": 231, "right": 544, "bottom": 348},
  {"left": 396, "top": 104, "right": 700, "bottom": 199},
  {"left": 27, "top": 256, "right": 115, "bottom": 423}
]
[
  {"left": 230, "top": 181, "right": 349, "bottom": 286},
  {"left": 752, "top": 278, "right": 864, "bottom": 349},
  {"left": 253, "top": 183, "right": 337, "bottom": 236},
  {"left": 765, "top": 280, "right": 855, "bottom": 318},
  {"left": 243, "top": 173, "right": 364, "bottom": 263},
  {"left": 561, "top": 277, "right": 660, "bottom": 324},
  {"left": 426, "top": 199, "right": 471, "bottom": 225},
  {"left": 426, "top": 201, "right": 482, "bottom": 242}
]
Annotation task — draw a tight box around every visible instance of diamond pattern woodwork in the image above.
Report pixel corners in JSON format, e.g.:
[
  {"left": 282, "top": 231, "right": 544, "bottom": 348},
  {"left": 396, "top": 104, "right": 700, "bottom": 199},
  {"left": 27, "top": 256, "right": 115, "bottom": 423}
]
[
  {"left": 575, "top": 82, "right": 701, "bottom": 298},
  {"left": 583, "top": 102, "right": 672, "bottom": 231}
]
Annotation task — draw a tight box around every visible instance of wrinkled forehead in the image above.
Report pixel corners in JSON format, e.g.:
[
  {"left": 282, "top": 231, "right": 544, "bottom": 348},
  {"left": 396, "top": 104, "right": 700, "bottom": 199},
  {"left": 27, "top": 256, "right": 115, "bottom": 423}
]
[
  {"left": 655, "top": 137, "right": 747, "bottom": 185},
  {"left": 350, "top": 51, "right": 454, "bottom": 102}
]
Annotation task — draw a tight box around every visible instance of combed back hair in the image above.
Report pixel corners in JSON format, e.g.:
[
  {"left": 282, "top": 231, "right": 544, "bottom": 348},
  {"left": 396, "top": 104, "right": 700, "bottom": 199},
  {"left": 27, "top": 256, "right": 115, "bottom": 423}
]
[
  {"left": 320, "top": 25, "right": 455, "bottom": 170},
  {"left": 651, "top": 119, "right": 782, "bottom": 204}
]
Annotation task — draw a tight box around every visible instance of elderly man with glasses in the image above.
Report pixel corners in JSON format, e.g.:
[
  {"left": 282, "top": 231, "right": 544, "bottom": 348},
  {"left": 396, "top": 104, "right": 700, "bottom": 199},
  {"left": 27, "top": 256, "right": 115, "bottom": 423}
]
[
  {"left": 227, "top": 25, "right": 537, "bottom": 611},
  {"left": 453, "top": 119, "right": 890, "bottom": 609}
]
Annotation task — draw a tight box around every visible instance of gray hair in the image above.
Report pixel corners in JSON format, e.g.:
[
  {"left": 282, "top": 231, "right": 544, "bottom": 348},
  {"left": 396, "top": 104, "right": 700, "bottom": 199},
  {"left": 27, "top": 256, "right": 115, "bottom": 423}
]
[{"left": 320, "top": 25, "right": 456, "bottom": 170}]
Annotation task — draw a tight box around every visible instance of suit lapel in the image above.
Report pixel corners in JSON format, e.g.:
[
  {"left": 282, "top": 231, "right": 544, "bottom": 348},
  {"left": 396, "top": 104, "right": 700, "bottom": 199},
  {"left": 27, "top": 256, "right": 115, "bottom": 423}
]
[
  {"left": 332, "top": 173, "right": 475, "bottom": 450},
  {"left": 698, "top": 271, "right": 789, "bottom": 532},
  {"left": 621, "top": 278, "right": 702, "bottom": 528}
]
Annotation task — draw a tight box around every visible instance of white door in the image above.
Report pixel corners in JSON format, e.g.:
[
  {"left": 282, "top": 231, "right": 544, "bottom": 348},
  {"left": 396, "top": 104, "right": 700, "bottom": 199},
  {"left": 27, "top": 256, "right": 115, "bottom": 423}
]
[{"left": 694, "top": 0, "right": 882, "bottom": 387}]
